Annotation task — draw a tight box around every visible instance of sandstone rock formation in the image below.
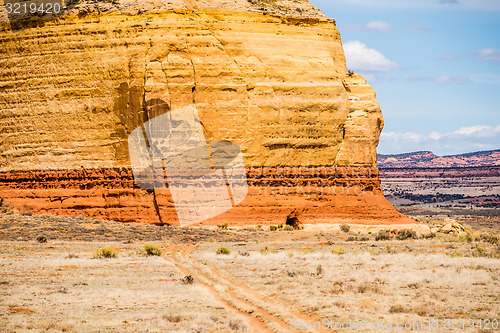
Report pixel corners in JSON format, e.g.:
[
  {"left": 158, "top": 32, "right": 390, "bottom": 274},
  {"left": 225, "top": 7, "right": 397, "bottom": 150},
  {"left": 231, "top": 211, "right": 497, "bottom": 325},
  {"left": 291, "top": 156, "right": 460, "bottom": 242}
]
[
  {"left": 0, "top": 0, "right": 414, "bottom": 225},
  {"left": 430, "top": 218, "right": 466, "bottom": 234}
]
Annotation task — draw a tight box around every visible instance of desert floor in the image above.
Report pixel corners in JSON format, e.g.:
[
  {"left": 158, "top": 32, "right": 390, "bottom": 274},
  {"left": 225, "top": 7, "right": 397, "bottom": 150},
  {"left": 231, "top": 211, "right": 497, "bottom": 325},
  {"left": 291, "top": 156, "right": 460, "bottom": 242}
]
[{"left": 1, "top": 214, "right": 499, "bottom": 333}]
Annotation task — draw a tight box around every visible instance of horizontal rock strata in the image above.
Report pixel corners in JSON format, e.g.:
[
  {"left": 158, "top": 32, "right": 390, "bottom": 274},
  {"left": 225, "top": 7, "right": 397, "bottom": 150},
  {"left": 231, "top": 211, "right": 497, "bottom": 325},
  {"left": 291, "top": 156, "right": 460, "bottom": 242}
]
[
  {"left": 0, "top": 167, "right": 411, "bottom": 225},
  {"left": 0, "top": 2, "right": 413, "bottom": 225}
]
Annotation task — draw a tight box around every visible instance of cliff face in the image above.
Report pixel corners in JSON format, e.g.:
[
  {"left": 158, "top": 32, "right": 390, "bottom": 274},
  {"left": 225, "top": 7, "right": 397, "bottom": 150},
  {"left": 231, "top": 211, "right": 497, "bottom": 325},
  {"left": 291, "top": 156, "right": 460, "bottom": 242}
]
[{"left": 0, "top": 0, "right": 412, "bottom": 225}]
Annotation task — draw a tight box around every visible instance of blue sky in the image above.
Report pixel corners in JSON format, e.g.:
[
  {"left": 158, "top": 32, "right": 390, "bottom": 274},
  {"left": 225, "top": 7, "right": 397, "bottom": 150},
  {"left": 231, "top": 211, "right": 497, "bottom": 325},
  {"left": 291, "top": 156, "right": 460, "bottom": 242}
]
[{"left": 310, "top": 0, "right": 500, "bottom": 155}]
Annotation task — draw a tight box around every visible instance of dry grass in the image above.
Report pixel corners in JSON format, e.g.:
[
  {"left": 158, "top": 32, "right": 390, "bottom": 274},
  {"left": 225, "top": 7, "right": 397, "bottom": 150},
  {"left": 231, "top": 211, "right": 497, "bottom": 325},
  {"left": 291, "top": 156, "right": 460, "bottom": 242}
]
[
  {"left": 143, "top": 243, "right": 163, "bottom": 256},
  {"left": 195, "top": 239, "right": 500, "bottom": 328},
  {"left": 216, "top": 246, "right": 230, "bottom": 255},
  {"left": 0, "top": 241, "right": 247, "bottom": 332},
  {"left": 93, "top": 246, "right": 118, "bottom": 259},
  {"left": 1, "top": 226, "right": 499, "bottom": 332}
]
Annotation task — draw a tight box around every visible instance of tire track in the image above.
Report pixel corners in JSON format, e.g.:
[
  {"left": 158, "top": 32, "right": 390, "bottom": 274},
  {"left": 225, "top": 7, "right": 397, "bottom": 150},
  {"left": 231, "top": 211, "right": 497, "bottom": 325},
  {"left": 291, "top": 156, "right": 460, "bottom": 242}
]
[
  {"left": 164, "top": 244, "right": 273, "bottom": 332},
  {"left": 163, "top": 244, "right": 334, "bottom": 333}
]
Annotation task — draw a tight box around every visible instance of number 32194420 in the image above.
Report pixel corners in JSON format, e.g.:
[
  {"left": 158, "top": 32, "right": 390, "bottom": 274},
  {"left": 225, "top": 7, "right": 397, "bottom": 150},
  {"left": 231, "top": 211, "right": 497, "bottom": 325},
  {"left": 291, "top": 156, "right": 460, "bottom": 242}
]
[
  {"left": 443, "top": 319, "right": 498, "bottom": 330},
  {"left": 5, "top": 2, "right": 61, "bottom": 15}
]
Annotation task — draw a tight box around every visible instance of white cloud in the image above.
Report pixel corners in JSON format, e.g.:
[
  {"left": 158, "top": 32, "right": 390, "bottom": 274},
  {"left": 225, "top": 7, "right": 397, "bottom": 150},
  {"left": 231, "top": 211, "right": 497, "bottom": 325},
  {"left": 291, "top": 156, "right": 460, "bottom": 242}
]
[
  {"left": 434, "top": 75, "right": 471, "bottom": 84},
  {"left": 473, "top": 48, "right": 500, "bottom": 63},
  {"left": 454, "top": 125, "right": 499, "bottom": 137},
  {"left": 407, "top": 74, "right": 434, "bottom": 82},
  {"left": 438, "top": 0, "right": 460, "bottom": 5},
  {"left": 344, "top": 40, "right": 399, "bottom": 72},
  {"left": 343, "top": 21, "right": 392, "bottom": 32},
  {"left": 378, "top": 125, "right": 500, "bottom": 155},
  {"left": 407, "top": 74, "right": 471, "bottom": 84},
  {"left": 437, "top": 49, "right": 500, "bottom": 64},
  {"left": 469, "top": 73, "right": 500, "bottom": 84},
  {"left": 366, "top": 21, "right": 392, "bottom": 32}
]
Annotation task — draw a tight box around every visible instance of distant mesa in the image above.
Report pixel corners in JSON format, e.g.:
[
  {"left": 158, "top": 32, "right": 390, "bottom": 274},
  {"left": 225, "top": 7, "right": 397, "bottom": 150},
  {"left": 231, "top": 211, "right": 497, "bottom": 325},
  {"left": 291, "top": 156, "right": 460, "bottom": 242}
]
[{"left": 378, "top": 149, "right": 500, "bottom": 168}]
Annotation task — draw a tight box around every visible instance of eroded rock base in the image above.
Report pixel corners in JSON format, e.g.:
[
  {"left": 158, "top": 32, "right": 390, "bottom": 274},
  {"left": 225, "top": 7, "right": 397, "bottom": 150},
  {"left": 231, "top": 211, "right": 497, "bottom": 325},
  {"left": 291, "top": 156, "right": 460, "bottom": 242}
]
[{"left": 0, "top": 167, "right": 414, "bottom": 226}]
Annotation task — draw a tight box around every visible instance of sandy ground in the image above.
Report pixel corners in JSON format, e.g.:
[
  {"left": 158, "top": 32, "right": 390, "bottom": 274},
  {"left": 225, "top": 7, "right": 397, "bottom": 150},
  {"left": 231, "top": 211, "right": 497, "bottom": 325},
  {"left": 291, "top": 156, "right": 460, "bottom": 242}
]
[{"left": 1, "top": 214, "right": 499, "bottom": 332}]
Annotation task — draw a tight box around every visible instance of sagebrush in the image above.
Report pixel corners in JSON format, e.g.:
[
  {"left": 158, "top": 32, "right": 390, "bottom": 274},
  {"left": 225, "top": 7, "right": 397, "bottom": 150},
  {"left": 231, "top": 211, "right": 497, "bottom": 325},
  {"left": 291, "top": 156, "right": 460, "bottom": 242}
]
[{"left": 93, "top": 247, "right": 118, "bottom": 259}]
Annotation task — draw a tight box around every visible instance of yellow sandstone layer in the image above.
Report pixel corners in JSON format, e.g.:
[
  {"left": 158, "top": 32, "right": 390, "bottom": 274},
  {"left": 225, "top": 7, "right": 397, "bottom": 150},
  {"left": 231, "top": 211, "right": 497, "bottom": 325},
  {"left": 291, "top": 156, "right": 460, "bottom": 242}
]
[{"left": 0, "top": 2, "right": 412, "bottom": 225}]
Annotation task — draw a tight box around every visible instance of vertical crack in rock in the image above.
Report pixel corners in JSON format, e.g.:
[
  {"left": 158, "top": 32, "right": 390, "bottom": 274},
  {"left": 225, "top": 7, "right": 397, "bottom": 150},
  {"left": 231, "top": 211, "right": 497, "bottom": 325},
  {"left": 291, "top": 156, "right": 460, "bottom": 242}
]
[
  {"left": 189, "top": 58, "right": 197, "bottom": 104},
  {"left": 142, "top": 39, "right": 166, "bottom": 226},
  {"left": 159, "top": 55, "right": 172, "bottom": 110},
  {"left": 178, "top": 30, "right": 197, "bottom": 105},
  {"left": 142, "top": 87, "right": 165, "bottom": 226}
]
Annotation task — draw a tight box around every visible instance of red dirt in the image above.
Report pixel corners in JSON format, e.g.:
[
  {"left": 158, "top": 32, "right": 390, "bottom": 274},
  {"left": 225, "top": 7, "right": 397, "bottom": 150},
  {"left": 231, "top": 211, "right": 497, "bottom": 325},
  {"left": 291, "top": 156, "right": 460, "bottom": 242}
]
[{"left": 8, "top": 308, "right": 35, "bottom": 314}]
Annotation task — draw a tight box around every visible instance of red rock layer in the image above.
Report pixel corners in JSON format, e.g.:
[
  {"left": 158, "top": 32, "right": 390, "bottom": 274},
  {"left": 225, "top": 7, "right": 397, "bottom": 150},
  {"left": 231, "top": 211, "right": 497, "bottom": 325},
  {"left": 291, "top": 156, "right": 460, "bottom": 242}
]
[{"left": 0, "top": 167, "right": 413, "bottom": 225}]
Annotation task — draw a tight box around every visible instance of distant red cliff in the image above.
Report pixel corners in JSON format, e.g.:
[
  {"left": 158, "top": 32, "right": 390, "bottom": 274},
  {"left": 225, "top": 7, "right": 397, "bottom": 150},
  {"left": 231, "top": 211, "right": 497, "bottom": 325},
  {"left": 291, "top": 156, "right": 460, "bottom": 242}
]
[{"left": 378, "top": 150, "right": 500, "bottom": 168}]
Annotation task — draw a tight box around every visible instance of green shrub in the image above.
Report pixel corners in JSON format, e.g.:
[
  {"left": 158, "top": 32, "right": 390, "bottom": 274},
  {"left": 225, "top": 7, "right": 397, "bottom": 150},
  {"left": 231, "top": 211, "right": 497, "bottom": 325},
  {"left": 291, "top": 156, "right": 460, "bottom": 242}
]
[
  {"left": 216, "top": 247, "right": 230, "bottom": 255},
  {"left": 481, "top": 234, "right": 499, "bottom": 245},
  {"left": 396, "top": 229, "right": 417, "bottom": 240},
  {"left": 473, "top": 246, "right": 486, "bottom": 257},
  {"left": 260, "top": 246, "right": 278, "bottom": 255},
  {"left": 375, "top": 230, "right": 392, "bottom": 241},
  {"left": 93, "top": 247, "right": 118, "bottom": 259},
  {"left": 144, "top": 243, "right": 163, "bottom": 256},
  {"left": 217, "top": 223, "right": 228, "bottom": 229},
  {"left": 269, "top": 225, "right": 278, "bottom": 231},
  {"left": 348, "top": 235, "right": 369, "bottom": 242},
  {"left": 260, "top": 246, "right": 269, "bottom": 255},
  {"left": 332, "top": 247, "right": 345, "bottom": 255},
  {"left": 424, "top": 233, "right": 436, "bottom": 239},
  {"left": 283, "top": 225, "right": 294, "bottom": 231},
  {"left": 340, "top": 224, "right": 350, "bottom": 233}
]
